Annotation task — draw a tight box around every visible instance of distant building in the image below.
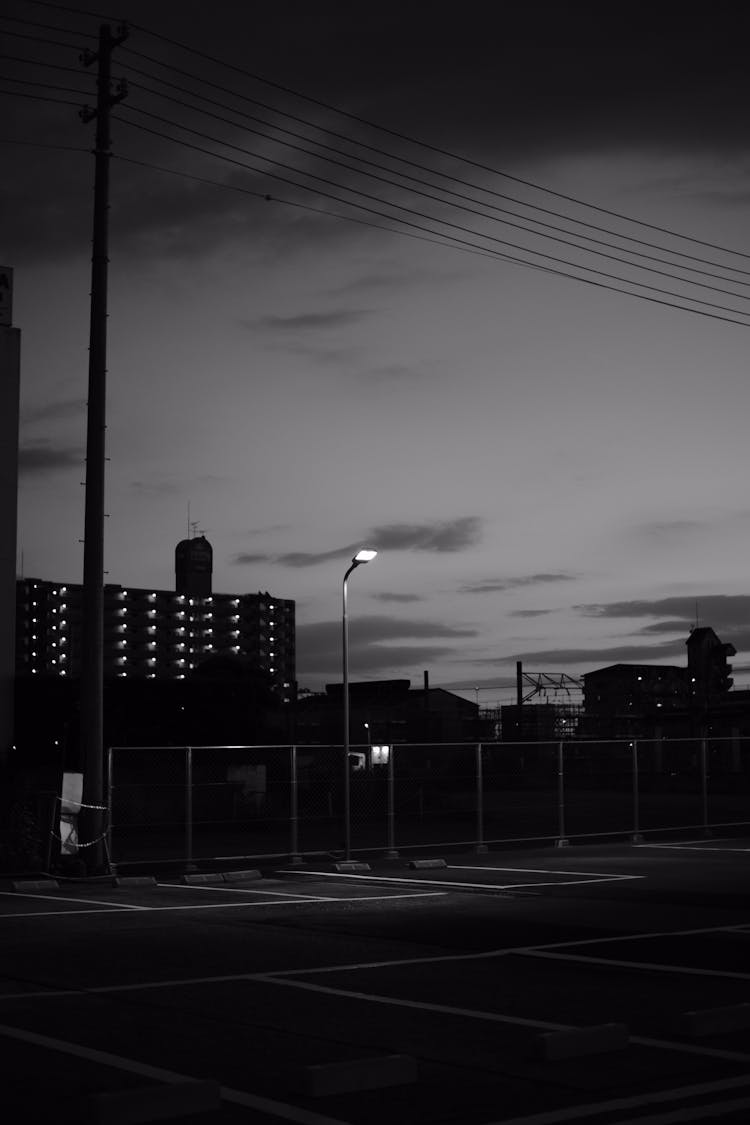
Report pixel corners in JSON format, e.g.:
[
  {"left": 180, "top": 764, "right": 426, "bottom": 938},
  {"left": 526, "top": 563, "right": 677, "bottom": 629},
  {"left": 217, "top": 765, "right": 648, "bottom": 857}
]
[
  {"left": 15, "top": 537, "right": 295, "bottom": 703},
  {"left": 582, "top": 626, "right": 737, "bottom": 738},
  {"left": 295, "top": 679, "right": 478, "bottom": 744}
]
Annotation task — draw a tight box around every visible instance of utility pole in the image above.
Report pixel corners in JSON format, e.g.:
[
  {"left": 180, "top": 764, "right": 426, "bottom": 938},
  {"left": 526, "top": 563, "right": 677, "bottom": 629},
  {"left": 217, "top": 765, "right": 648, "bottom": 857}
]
[{"left": 78, "top": 23, "right": 127, "bottom": 874}]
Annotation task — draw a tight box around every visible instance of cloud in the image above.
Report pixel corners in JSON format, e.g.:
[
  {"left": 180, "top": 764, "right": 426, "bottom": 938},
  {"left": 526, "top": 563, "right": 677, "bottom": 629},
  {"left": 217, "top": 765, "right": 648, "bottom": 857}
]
[
  {"left": 366, "top": 363, "right": 421, "bottom": 380},
  {"left": 460, "top": 573, "right": 576, "bottom": 594},
  {"left": 22, "top": 398, "right": 85, "bottom": 426},
  {"left": 371, "top": 592, "right": 424, "bottom": 603},
  {"left": 251, "top": 309, "right": 371, "bottom": 332},
  {"left": 510, "top": 608, "right": 555, "bottom": 618},
  {"left": 296, "top": 614, "right": 478, "bottom": 677},
  {"left": 372, "top": 516, "right": 482, "bottom": 553},
  {"left": 513, "top": 639, "right": 688, "bottom": 667},
  {"left": 577, "top": 596, "right": 750, "bottom": 631},
  {"left": 18, "top": 442, "right": 82, "bottom": 475},
  {"left": 232, "top": 552, "right": 274, "bottom": 565},
  {"left": 231, "top": 516, "right": 482, "bottom": 568}
]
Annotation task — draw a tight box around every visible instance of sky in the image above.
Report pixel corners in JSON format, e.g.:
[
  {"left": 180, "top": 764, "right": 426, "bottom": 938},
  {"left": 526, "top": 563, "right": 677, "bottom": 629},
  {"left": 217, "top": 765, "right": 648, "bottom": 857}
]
[{"left": 4, "top": 1, "right": 750, "bottom": 703}]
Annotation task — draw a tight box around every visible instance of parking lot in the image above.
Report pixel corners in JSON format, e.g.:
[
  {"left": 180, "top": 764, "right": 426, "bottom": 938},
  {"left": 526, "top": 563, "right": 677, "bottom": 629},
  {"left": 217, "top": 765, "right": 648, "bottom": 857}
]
[{"left": 2, "top": 836, "right": 750, "bottom": 1123}]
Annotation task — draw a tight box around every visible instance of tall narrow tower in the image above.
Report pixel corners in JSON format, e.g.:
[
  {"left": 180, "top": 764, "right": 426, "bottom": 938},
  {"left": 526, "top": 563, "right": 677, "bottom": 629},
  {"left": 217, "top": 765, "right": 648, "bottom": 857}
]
[
  {"left": 0, "top": 266, "right": 19, "bottom": 764},
  {"left": 175, "top": 534, "right": 213, "bottom": 597}
]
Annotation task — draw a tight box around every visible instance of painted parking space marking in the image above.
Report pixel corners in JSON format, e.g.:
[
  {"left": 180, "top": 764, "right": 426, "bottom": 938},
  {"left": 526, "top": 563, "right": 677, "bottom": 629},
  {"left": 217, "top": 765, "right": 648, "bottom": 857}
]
[
  {"left": 253, "top": 974, "right": 750, "bottom": 1065},
  {"left": 0, "top": 889, "right": 147, "bottom": 911},
  {"left": 519, "top": 948, "right": 750, "bottom": 981},
  {"left": 277, "top": 867, "right": 643, "bottom": 893},
  {"left": 0, "top": 1022, "right": 349, "bottom": 1125},
  {"left": 482, "top": 1073, "right": 750, "bottom": 1125},
  {"left": 635, "top": 842, "right": 750, "bottom": 853},
  {"left": 0, "top": 889, "right": 446, "bottom": 925}
]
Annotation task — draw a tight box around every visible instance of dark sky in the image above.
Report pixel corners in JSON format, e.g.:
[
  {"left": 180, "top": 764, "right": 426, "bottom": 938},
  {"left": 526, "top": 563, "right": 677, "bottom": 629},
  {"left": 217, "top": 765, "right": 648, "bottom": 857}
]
[{"left": 4, "top": 0, "right": 750, "bottom": 700}]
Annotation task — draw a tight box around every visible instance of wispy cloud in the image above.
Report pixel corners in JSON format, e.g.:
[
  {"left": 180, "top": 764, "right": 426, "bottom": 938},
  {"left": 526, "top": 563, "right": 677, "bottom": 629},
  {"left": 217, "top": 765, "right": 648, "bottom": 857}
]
[
  {"left": 513, "top": 639, "right": 687, "bottom": 667},
  {"left": 371, "top": 592, "right": 424, "bottom": 603},
  {"left": 460, "top": 573, "right": 576, "bottom": 594},
  {"left": 372, "top": 517, "right": 482, "bottom": 553},
  {"left": 19, "top": 442, "right": 82, "bottom": 475},
  {"left": 231, "top": 516, "right": 483, "bottom": 567},
  {"left": 576, "top": 595, "right": 750, "bottom": 629},
  {"left": 251, "top": 309, "right": 371, "bottom": 332},
  {"left": 297, "top": 615, "right": 478, "bottom": 677},
  {"left": 22, "top": 398, "right": 85, "bottom": 426}
]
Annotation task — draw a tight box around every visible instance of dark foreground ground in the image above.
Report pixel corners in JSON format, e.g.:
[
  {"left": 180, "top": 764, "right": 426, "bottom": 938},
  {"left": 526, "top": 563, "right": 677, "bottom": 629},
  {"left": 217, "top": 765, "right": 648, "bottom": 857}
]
[{"left": 1, "top": 834, "right": 750, "bottom": 1124}]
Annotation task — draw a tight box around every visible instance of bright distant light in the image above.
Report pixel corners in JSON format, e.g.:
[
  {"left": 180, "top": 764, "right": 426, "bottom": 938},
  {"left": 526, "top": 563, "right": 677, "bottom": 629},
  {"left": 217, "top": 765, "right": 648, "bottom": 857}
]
[{"left": 354, "top": 548, "right": 377, "bottom": 563}]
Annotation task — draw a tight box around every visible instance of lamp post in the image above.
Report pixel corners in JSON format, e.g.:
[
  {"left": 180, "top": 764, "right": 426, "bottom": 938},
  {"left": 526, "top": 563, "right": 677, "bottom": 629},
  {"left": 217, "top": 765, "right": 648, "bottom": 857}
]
[{"left": 342, "top": 548, "right": 377, "bottom": 860}]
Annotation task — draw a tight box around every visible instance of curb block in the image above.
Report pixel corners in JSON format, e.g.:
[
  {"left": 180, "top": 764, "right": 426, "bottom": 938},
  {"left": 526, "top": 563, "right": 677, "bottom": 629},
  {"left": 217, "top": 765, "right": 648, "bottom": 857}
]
[
  {"left": 115, "top": 876, "right": 157, "bottom": 887},
  {"left": 682, "top": 1003, "right": 750, "bottom": 1037},
  {"left": 335, "top": 862, "right": 371, "bottom": 872},
  {"left": 12, "top": 879, "right": 59, "bottom": 892},
  {"left": 222, "top": 869, "right": 262, "bottom": 882},
  {"left": 182, "top": 872, "right": 224, "bottom": 885},
  {"left": 87, "top": 1079, "right": 220, "bottom": 1123},
  {"left": 536, "top": 1023, "right": 629, "bottom": 1061},
  {"left": 408, "top": 859, "right": 447, "bottom": 870},
  {"left": 300, "top": 1054, "right": 417, "bottom": 1097}
]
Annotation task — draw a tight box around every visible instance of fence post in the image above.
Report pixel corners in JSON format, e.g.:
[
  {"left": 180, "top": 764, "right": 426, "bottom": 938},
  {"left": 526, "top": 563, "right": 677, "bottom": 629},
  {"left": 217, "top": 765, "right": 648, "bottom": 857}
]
[
  {"left": 384, "top": 744, "right": 398, "bottom": 859},
  {"left": 288, "top": 744, "right": 303, "bottom": 865},
  {"left": 476, "top": 742, "right": 488, "bottom": 854},
  {"left": 106, "top": 745, "right": 115, "bottom": 873},
  {"left": 185, "top": 746, "right": 196, "bottom": 871},
  {"left": 631, "top": 740, "right": 644, "bottom": 844},
  {"left": 555, "top": 741, "right": 569, "bottom": 847},
  {"left": 700, "top": 736, "right": 711, "bottom": 837}
]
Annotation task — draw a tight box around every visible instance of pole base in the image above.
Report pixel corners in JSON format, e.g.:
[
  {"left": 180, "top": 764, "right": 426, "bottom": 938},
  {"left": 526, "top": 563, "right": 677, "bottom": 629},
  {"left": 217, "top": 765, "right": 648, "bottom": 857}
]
[
  {"left": 384, "top": 849, "right": 399, "bottom": 860},
  {"left": 631, "top": 833, "right": 645, "bottom": 844},
  {"left": 288, "top": 854, "right": 305, "bottom": 866},
  {"left": 475, "top": 843, "right": 489, "bottom": 854},
  {"left": 554, "top": 838, "right": 570, "bottom": 848}
]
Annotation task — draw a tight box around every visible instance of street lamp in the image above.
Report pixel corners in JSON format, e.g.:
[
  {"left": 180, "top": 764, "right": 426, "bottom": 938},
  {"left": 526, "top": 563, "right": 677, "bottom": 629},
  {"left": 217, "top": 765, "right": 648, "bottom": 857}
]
[{"left": 342, "top": 548, "right": 377, "bottom": 859}]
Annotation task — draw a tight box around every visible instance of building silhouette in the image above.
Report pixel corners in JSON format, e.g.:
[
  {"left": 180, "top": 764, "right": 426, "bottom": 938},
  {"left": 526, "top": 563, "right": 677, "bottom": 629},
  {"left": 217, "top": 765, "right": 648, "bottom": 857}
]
[{"left": 15, "top": 537, "right": 295, "bottom": 703}]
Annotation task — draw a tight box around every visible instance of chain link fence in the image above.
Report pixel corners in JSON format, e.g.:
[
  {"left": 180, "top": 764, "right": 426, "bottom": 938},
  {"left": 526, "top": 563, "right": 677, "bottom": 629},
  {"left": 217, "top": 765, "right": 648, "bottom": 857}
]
[{"left": 107, "top": 736, "right": 750, "bottom": 867}]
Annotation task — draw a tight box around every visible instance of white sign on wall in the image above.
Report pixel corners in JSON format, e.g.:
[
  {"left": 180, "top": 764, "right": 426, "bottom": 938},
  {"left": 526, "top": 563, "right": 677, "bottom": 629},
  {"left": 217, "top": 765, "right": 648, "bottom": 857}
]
[{"left": 0, "top": 266, "right": 12, "bottom": 327}]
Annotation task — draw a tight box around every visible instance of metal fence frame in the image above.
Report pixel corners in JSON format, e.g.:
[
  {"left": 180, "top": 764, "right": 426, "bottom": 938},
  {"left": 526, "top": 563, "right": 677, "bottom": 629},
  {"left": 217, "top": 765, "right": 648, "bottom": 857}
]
[{"left": 106, "top": 737, "right": 750, "bottom": 869}]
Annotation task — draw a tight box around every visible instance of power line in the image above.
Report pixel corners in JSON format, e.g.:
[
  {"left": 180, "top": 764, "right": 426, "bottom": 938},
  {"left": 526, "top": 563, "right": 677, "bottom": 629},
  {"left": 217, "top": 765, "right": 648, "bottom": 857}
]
[
  {"left": 111, "top": 117, "right": 750, "bottom": 328},
  {"left": 15, "top": 2, "right": 750, "bottom": 271},
  {"left": 123, "top": 20, "right": 750, "bottom": 264},
  {"left": 114, "top": 47, "right": 750, "bottom": 281},
  {"left": 0, "top": 12, "right": 97, "bottom": 37},
  {"left": 120, "top": 73, "right": 750, "bottom": 294},
  {"left": 116, "top": 104, "right": 750, "bottom": 321}
]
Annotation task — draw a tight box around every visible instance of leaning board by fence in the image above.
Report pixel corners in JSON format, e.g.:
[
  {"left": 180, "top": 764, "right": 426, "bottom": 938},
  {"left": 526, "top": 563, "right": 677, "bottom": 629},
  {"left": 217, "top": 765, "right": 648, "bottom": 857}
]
[{"left": 107, "top": 738, "right": 750, "bottom": 868}]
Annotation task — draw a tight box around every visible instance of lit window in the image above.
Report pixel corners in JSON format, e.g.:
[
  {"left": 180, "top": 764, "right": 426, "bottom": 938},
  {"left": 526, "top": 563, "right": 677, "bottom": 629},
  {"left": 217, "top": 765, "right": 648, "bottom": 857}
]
[
  {"left": 148, "top": 626, "right": 156, "bottom": 633},
  {"left": 149, "top": 593, "right": 156, "bottom": 601},
  {"left": 148, "top": 610, "right": 156, "bottom": 617},
  {"left": 61, "top": 586, "right": 66, "bottom": 593},
  {"left": 148, "top": 642, "right": 156, "bottom": 649},
  {"left": 148, "top": 658, "right": 156, "bottom": 665},
  {"left": 60, "top": 669, "right": 66, "bottom": 676}
]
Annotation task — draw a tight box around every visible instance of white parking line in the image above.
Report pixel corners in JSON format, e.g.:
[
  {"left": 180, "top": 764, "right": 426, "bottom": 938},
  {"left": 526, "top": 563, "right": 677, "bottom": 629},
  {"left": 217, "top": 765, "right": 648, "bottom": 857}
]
[
  {"left": 635, "top": 842, "right": 750, "bottom": 853},
  {"left": 277, "top": 867, "right": 643, "bottom": 892},
  {"left": 0, "top": 1022, "right": 349, "bottom": 1125},
  {"left": 253, "top": 974, "right": 750, "bottom": 1064},
  {"left": 0, "top": 889, "right": 147, "bottom": 911},
  {"left": 520, "top": 948, "right": 750, "bottom": 980},
  {"left": 448, "top": 864, "right": 638, "bottom": 879},
  {"left": 0, "top": 890, "right": 445, "bottom": 924},
  {"left": 482, "top": 1073, "right": 750, "bottom": 1125}
]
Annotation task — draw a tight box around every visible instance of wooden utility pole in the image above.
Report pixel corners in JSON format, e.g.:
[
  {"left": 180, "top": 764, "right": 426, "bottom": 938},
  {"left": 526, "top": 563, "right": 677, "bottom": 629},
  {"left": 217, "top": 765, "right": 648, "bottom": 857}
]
[{"left": 78, "top": 24, "right": 127, "bottom": 874}]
